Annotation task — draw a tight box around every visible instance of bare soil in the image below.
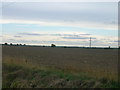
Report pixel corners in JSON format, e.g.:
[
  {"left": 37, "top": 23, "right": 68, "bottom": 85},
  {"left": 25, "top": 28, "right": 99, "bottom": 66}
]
[{"left": 2, "top": 45, "right": 118, "bottom": 80}]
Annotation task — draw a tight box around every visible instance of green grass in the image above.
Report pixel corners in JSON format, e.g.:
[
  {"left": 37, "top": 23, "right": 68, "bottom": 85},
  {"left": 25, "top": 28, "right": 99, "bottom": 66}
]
[{"left": 2, "top": 62, "right": 119, "bottom": 88}]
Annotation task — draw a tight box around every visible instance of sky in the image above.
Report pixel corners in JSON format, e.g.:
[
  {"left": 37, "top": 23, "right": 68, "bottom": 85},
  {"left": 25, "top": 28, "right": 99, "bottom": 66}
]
[{"left": 0, "top": 2, "right": 119, "bottom": 47}]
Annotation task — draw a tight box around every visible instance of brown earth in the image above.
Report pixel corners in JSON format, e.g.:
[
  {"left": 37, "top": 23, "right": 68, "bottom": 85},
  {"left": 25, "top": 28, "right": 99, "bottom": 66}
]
[{"left": 2, "top": 45, "right": 118, "bottom": 80}]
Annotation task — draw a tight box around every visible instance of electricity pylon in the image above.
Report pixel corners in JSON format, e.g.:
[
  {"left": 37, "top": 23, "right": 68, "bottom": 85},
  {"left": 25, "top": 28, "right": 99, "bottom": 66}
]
[{"left": 90, "top": 37, "right": 91, "bottom": 48}]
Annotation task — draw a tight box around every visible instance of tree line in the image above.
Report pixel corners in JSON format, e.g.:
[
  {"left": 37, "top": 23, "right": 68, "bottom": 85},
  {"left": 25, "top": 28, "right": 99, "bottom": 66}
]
[
  {"left": 4, "top": 43, "right": 26, "bottom": 46},
  {"left": 3, "top": 43, "right": 56, "bottom": 47}
]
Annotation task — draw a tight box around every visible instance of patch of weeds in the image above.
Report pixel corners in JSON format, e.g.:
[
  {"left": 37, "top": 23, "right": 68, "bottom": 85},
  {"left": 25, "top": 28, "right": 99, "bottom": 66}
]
[
  {"left": 10, "top": 81, "right": 21, "bottom": 88},
  {"left": 3, "top": 63, "right": 22, "bottom": 72},
  {"left": 101, "top": 80, "right": 119, "bottom": 88},
  {"left": 99, "top": 77, "right": 108, "bottom": 84},
  {"left": 39, "top": 71, "right": 48, "bottom": 77},
  {"left": 2, "top": 80, "right": 11, "bottom": 88},
  {"left": 3, "top": 62, "right": 119, "bottom": 88},
  {"left": 57, "top": 72, "right": 66, "bottom": 79},
  {"left": 6, "top": 72, "right": 17, "bottom": 82},
  {"left": 65, "top": 74, "right": 74, "bottom": 81}
]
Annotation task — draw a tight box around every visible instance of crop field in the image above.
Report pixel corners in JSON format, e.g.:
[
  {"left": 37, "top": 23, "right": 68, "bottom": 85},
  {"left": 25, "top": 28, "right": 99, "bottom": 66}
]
[{"left": 2, "top": 45, "right": 119, "bottom": 88}]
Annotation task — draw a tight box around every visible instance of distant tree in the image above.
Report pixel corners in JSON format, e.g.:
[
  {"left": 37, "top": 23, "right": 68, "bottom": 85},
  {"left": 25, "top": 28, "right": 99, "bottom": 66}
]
[
  {"left": 10, "top": 43, "right": 13, "bottom": 45},
  {"left": 17, "top": 44, "right": 19, "bottom": 46},
  {"left": 4, "top": 43, "right": 8, "bottom": 45},
  {"left": 20, "top": 44, "right": 22, "bottom": 46},
  {"left": 64, "top": 46, "right": 67, "bottom": 48},
  {"left": 51, "top": 44, "right": 56, "bottom": 47},
  {"left": 24, "top": 44, "right": 26, "bottom": 46},
  {"left": 108, "top": 46, "right": 110, "bottom": 48},
  {"left": 119, "top": 46, "right": 120, "bottom": 49}
]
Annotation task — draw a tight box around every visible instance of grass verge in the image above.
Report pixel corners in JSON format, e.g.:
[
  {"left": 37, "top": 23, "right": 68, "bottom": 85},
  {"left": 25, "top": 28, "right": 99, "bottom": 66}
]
[{"left": 2, "top": 61, "right": 119, "bottom": 88}]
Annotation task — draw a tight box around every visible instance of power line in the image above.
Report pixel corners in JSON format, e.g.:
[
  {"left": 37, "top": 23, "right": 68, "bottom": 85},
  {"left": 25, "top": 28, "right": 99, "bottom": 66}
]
[{"left": 90, "top": 37, "right": 91, "bottom": 48}]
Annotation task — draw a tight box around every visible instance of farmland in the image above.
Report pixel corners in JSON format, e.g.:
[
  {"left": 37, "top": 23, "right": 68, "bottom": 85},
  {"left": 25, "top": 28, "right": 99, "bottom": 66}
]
[{"left": 2, "top": 45, "right": 119, "bottom": 88}]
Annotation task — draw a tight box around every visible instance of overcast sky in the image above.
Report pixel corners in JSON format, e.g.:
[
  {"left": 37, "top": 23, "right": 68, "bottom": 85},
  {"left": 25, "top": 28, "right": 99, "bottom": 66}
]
[{"left": 0, "top": 2, "right": 118, "bottom": 47}]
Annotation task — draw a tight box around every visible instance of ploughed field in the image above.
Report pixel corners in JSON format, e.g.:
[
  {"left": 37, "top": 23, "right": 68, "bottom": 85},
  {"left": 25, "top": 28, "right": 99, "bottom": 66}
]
[{"left": 2, "top": 45, "right": 119, "bottom": 88}]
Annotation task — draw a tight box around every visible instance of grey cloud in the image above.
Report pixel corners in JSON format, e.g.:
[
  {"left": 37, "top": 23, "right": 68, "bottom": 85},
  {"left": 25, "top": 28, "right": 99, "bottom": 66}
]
[
  {"left": 62, "top": 36, "right": 89, "bottom": 39},
  {"left": 104, "top": 20, "right": 117, "bottom": 25},
  {"left": 103, "top": 40, "right": 119, "bottom": 43},
  {"left": 3, "top": 39, "right": 87, "bottom": 46},
  {"left": 51, "top": 34, "right": 91, "bottom": 37},
  {"left": 63, "top": 36, "right": 96, "bottom": 39},
  {"left": 14, "top": 35, "right": 22, "bottom": 38},
  {"left": 62, "top": 36, "right": 96, "bottom": 39},
  {"left": 17, "top": 33, "right": 91, "bottom": 37},
  {"left": 61, "top": 33, "right": 95, "bottom": 40},
  {"left": 113, "top": 40, "right": 120, "bottom": 42},
  {"left": 18, "top": 33, "right": 42, "bottom": 36},
  {"left": 2, "top": 2, "right": 117, "bottom": 24},
  {"left": 50, "top": 34, "right": 63, "bottom": 36},
  {"left": 8, "top": 39, "right": 14, "bottom": 41},
  {"left": 79, "top": 34, "right": 91, "bottom": 36}
]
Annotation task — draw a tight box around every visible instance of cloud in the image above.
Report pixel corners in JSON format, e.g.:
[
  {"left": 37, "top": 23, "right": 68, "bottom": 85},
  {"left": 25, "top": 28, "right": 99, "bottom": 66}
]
[
  {"left": 17, "top": 32, "right": 91, "bottom": 38},
  {"left": 62, "top": 34, "right": 96, "bottom": 40},
  {"left": 2, "top": 2, "right": 117, "bottom": 21},
  {"left": 1, "top": 19, "right": 117, "bottom": 30},
  {"left": 62, "top": 36, "right": 89, "bottom": 39},
  {"left": 113, "top": 40, "right": 120, "bottom": 42},
  {"left": 8, "top": 39, "right": 14, "bottom": 41},
  {"left": 19, "top": 33, "right": 41, "bottom": 36},
  {"left": 2, "top": 32, "right": 118, "bottom": 47},
  {"left": 14, "top": 35, "right": 22, "bottom": 38},
  {"left": 1, "top": 0, "right": 119, "bottom": 2},
  {"left": 79, "top": 34, "right": 91, "bottom": 36},
  {"left": 1, "top": 2, "right": 118, "bottom": 47},
  {"left": 1, "top": 2, "right": 117, "bottom": 30}
]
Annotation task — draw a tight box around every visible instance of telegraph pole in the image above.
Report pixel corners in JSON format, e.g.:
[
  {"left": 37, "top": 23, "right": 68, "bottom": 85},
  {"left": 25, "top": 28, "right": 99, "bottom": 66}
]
[{"left": 90, "top": 37, "right": 91, "bottom": 48}]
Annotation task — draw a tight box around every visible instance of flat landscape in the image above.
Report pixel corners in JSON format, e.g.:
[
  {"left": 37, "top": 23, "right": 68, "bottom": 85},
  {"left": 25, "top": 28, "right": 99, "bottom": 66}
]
[{"left": 2, "top": 45, "right": 119, "bottom": 88}]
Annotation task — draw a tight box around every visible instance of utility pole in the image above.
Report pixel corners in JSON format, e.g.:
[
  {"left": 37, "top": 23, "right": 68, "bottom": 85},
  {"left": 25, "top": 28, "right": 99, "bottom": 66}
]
[{"left": 90, "top": 37, "right": 91, "bottom": 48}]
